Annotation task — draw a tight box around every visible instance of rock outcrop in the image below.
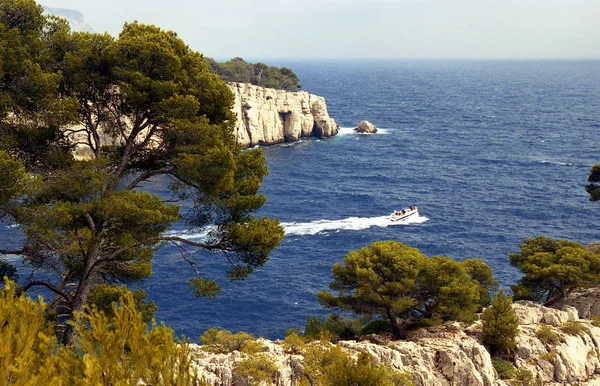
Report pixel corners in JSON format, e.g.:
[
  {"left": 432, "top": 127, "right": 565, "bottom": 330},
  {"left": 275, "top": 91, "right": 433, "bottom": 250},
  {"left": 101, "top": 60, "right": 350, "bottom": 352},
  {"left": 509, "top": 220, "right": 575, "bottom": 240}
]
[
  {"left": 555, "top": 287, "right": 600, "bottom": 320},
  {"left": 354, "top": 120, "right": 377, "bottom": 133},
  {"left": 190, "top": 302, "right": 600, "bottom": 386},
  {"left": 229, "top": 83, "right": 338, "bottom": 147}
]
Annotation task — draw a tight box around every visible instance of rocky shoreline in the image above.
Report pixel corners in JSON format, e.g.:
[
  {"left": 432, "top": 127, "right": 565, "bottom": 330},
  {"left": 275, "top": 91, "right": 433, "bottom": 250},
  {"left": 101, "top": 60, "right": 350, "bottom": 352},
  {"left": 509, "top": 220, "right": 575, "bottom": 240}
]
[{"left": 190, "top": 300, "right": 600, "bottom": 385}]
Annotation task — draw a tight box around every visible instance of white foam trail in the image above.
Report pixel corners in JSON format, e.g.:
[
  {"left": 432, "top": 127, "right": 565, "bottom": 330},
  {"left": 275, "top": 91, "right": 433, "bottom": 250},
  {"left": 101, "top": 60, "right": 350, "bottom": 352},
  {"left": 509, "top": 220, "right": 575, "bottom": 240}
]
[
  {"left": 165, "top": 215, "right": 428, "bottom": 240},
  {"left": 281, "top": 214, "right": 428, "bottom": 236},
  {"left": 164, "top": 227, "right": 213, "bottom": 241},
  {"left": 337, "top": 127, "right": 389, "bottom": 135}
]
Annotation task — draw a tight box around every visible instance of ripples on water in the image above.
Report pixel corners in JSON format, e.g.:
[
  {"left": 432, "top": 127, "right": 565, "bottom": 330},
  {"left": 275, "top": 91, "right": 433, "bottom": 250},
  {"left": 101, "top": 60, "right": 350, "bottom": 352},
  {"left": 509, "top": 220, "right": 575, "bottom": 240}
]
[{"left": 4, "top": 60, "right": 600, "bottom": 340}]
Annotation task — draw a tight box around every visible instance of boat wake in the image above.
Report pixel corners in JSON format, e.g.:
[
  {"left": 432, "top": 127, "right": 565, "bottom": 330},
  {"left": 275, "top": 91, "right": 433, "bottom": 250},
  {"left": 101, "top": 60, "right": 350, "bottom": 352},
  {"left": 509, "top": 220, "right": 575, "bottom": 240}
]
[
  {"left": 165, "top": 214, "right": 428, "bottom": 240},
  {"left": 281, "top": 214, "right": 428, "bottom": 236}
]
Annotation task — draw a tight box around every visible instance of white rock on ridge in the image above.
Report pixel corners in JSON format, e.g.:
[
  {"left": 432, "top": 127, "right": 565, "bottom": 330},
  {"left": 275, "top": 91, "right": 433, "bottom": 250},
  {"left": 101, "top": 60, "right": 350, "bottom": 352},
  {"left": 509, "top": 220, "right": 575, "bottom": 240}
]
[
  {"left": 229, "top": 82, "right": 338, "bottom": 147},
  {"left": 512, "top": 300, "right": 579, "bottom": 325}
]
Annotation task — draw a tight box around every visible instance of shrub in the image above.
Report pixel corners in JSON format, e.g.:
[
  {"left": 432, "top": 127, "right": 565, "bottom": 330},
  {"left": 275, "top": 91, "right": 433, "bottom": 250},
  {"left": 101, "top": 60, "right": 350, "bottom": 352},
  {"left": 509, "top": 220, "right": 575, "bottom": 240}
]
[
  {"left": 492, "top": 357, "right": 515, "bottom": 379},
  {"left": 559, "top": 321, "right": 586, "bottom": 336},
  {"left": 510, "top": 368, "right": 543, "bottom": 386},
  {"left": 539, "top": 351, "right": 557, "bottom": 362},
  {"left": 591, "top": 315, "right": 600, "bottom": 327},
  {"left": 481, "top": 291, "right": 519, "bottom": 357},
  {"left": 303, "top": 314, "right": 363, "bottom": 342},
  {"left": 406, "top": 319, "right": 438, "bottom": 330},
  {"left": 283, "top": 331, "right": 305, "bottom": 354},
  {"left": 535, "top": 324, "right": 561, "bottom": 345},
  {"left": 200, "top": 327, "right": 263, "bottom": 354},
  {"left": 361, "top": 319, "right": 393, "bottom": 335},
  {"left": 302, "top": 343, "right": 414, "bottom": 386},
  {"left": 0, "top": 278, "right": 200, "bottom": 385},
  {"left": 234, "top": 353, "right": 279, "bottom": 386}
]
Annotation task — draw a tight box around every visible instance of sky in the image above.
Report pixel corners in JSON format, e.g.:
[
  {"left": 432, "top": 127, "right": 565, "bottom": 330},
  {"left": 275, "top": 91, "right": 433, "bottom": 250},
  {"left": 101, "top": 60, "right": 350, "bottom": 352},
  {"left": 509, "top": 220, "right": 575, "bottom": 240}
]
[{"left": 41, "top": 0, "right": 600, "bottom": 60}]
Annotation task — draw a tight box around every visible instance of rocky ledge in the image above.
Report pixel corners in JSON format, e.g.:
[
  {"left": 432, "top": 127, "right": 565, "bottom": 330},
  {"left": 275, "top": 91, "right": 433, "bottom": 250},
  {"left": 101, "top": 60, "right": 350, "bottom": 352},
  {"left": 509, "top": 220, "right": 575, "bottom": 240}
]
[
  {"left": 190, "top": 301, "right": 600, "bottom": 385},
  {"left": 229, "top": 83, "right": 338, "bottom": 147}
]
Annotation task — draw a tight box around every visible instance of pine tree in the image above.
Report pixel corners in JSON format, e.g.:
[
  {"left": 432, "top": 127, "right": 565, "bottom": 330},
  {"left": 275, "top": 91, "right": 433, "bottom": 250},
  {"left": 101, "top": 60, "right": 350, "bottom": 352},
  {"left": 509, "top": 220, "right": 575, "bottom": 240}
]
[
  {"left": 317, "top": 241, "right": 494, "bottom": 339},
  {"left": 481, "top": 290, "right": 520, "bottom": 358}
]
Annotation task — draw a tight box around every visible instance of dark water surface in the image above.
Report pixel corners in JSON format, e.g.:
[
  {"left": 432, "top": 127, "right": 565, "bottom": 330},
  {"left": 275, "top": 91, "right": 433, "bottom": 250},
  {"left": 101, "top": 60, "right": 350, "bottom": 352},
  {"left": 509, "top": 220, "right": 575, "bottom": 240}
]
[{"left": 7, "top": 60, "right": 600, "bottom": 341}]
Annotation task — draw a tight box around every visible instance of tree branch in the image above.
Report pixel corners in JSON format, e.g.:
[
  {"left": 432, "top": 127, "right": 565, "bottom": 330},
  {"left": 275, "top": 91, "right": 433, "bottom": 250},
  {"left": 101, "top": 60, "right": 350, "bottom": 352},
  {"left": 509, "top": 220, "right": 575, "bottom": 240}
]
[
  {"left": 158, "top": 236, "right": 221, "bottom": 250},
  {"left": 0, "top": 249, "right": 24, "bottom": 255},
  {"left": 170, "top": 241, "right": 202, "bottom": 279},
  {"left": 19, "top": 281, "right": 72, "bottom": 303},
  {"left": 124, "top": 167, "right": 173, "bottom": 191}
]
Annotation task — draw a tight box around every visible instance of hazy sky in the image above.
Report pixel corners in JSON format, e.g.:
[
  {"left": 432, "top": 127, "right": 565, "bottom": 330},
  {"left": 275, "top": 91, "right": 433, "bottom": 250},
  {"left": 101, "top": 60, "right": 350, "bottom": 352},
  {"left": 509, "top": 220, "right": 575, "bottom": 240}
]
[{"left": 42, "top": 0, "right": 600, "bottom": 60}]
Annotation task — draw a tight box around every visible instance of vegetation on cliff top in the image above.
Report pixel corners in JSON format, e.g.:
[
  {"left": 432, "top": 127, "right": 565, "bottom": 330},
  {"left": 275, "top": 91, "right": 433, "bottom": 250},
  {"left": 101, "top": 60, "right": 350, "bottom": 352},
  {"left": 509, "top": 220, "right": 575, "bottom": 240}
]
[
  {"left": 205, "top": 57, "right": 301, "bottom": 91},
  {"left": 0, "top": 0, "right": 284, "bottom": 344}
]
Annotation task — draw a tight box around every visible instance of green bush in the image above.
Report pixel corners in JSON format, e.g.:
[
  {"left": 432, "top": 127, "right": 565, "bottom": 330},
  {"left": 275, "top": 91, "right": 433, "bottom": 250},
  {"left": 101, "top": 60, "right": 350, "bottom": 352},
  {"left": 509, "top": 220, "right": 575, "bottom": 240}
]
[
  {"left": 406, "top": 319, "right": 438, "bottom": 330},
  {"left": 301, "top": 343, "right": 414, "bottom": 386},
  {"left": 539, "top": 351, "right": 557, "bottom": 362},
  {"left": 362, "top": 320, "right": 393, "bottom": 335},
  {"left": 283, "top": 331, "right": 305, "bottom": 354},
  {"left": 492, "top": 357, "right": 515, "bottom": 379},
  {"left": 510, "top": 368, "right": 543, "bottom": 386},
  {"left": 200, "top": 327, "right": 263, "bottom": 354},
  {"left": 0, "top": 278, "right": 200, "bottom": 385},
  {"left": 559, "top": 321, "right": 586, "bottom": 336},
  {"left": 535, "top": 324, "right": 561, "bottom": 344},
  {"left": 303, "top": 314, "right": 364, "bottom": 342},
  {"left": 591, "top": 315, "right": 600, "bottom": 327},
  {"left": 234, "top": 353, "right": 279, "bottom": 386},
  {"left": 481, "top": 291, "right": 519, "bottom": 357}
]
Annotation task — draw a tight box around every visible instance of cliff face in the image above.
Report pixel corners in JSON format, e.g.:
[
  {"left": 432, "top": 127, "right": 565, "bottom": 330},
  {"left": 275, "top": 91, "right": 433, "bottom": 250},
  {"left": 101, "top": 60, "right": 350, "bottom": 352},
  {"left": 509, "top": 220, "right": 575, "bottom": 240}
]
[
  {"left": 190, "top": 302, "right": 600, "bottom": 386},
  {"left": 229, "top": 83, "right": 338, "bottom": 147}
]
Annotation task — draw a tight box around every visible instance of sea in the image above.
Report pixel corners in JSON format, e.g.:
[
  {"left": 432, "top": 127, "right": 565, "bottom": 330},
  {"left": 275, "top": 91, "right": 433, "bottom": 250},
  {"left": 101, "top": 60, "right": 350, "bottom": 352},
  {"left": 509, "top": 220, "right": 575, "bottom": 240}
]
[{"left": 5, "top": 60, "right": 600, "bottom": 341}]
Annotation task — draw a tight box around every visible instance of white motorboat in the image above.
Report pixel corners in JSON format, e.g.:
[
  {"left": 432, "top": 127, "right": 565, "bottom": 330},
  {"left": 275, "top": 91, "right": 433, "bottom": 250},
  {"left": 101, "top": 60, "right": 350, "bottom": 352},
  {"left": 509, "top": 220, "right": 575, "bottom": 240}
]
[{"left": 390, "top": 206, "right": 419, "bottom": 222}]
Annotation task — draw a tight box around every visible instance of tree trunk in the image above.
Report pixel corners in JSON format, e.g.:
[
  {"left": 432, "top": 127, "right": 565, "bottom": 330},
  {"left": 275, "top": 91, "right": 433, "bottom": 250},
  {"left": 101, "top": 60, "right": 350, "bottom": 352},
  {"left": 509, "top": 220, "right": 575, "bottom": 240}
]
[
  {"left": 61, "top": 259, "right": 99, "bottom": 345},
  {"left": 386, "top": 308, "right": 407, "bottom": 340}
]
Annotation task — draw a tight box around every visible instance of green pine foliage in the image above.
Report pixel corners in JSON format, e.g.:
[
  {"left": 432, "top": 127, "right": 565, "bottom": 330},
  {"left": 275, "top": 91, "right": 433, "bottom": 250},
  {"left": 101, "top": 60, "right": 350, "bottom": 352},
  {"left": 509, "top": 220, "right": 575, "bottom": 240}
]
[
  {"left": 301, "top": 343, "right": 414, "bottom": 386},
  {"left": 200, "top": 327, "right": 263, "bottom": 354},
  {"left": 491, "top": 357, "right": 515, "bottom": 379},
  {"left": 559, "top": 321, "right": 587, "bottom": 336},
  {"left": 233, "top": 353, "right": 279, "bottom": 386},
  {"left": 0, "top": 278, "right": 200, "bottom": 385},
  {"left": 535, "top": 324, "right": 561, "bottom": 345},
  {"left": 302, "top": 314, "right": 365, "bottom": 342},
  {"left": 481, "top": 291, "right": 519, "bottom": 357},
  {"left": 0, "top": 0, "right": 284, "bottom": 344},
  {"left": 509, "top": 235, "right": 600, "bottom": 305},
  {"left": 205, "top": 57, "right": 301, "bottom": 91},
  {"left": 317, "top": 241, "right": 495, "bottom": 339},
  {"left": 510, "top": 368, "right": 543, "bottom": 386}
]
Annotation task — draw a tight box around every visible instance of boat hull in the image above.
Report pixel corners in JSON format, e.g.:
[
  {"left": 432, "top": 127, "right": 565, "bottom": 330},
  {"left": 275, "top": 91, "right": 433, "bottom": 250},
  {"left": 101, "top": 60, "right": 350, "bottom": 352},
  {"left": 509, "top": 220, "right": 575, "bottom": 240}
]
[{"left": 390, "top": 208, "right": 419, "bottom": 222}]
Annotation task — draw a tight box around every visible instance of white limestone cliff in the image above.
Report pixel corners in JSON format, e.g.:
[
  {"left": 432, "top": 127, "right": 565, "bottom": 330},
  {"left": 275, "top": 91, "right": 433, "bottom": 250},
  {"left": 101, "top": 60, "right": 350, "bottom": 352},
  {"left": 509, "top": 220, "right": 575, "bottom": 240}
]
[
  {"left": 229, "top": 83, "right": 338, "bottom": 147},
  {"left": 190, "top": 302, "right": 600, "bottom": 385}
]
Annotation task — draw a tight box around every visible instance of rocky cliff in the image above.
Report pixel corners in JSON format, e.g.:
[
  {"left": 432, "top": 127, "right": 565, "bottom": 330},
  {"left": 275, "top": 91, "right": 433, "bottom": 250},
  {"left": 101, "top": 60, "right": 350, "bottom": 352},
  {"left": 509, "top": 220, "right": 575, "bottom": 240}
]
[
  {"left": 190, "top": 302, "right": 600, "bottom": 385},
  {"left": 229, "top": 83, "right": 338, "bottom": 147}
]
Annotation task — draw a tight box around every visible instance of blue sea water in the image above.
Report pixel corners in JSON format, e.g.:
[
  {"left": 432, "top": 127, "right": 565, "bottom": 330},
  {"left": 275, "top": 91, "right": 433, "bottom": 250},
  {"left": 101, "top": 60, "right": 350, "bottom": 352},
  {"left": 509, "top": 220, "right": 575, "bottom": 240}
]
[
  {"left": 5, "top": 60, "right": 600, "bottom": 341},
  {"left": 148, "top": 60, "right": 600, "bottom": 340}
]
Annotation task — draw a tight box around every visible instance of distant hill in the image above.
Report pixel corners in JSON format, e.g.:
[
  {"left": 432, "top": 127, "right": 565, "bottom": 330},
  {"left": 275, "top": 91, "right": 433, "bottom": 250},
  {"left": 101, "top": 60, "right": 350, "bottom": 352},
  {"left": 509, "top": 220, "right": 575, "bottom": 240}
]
[{"left": 42, "top": 6, "right": 94, "bottom": 32}]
